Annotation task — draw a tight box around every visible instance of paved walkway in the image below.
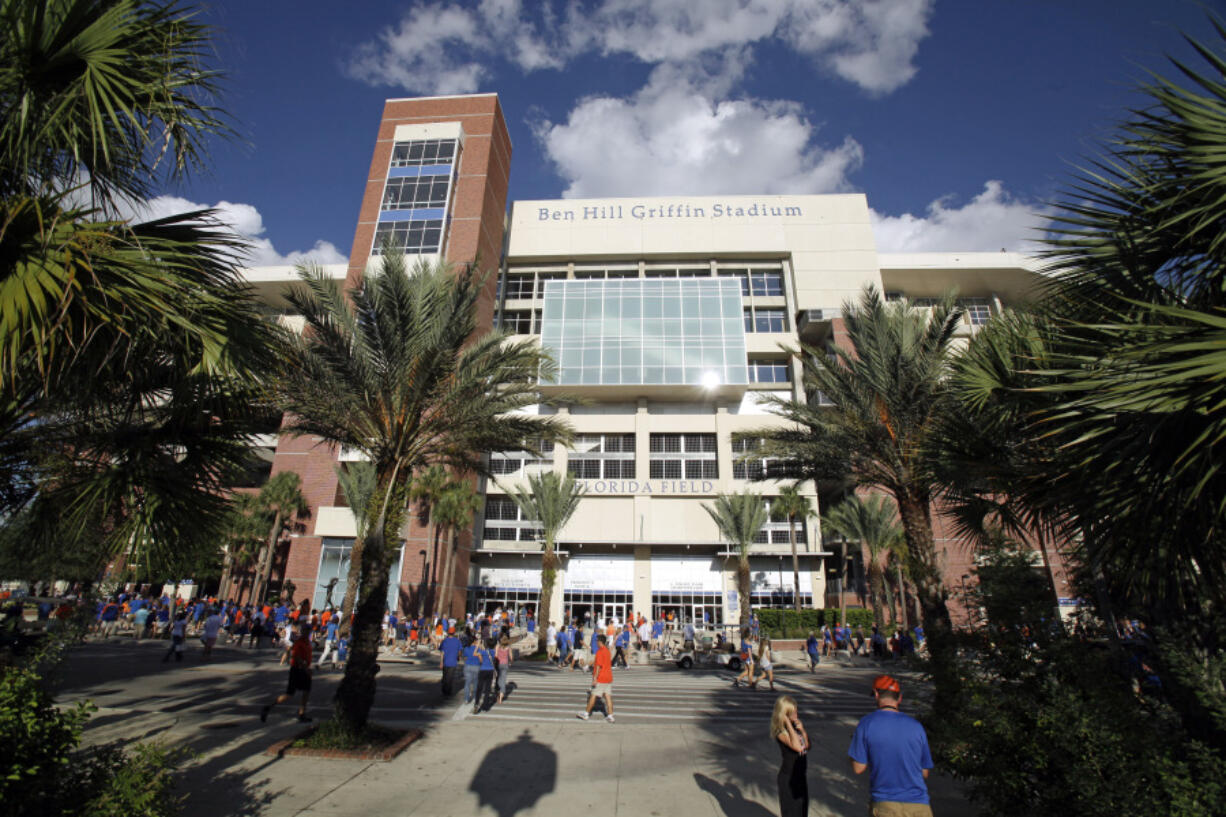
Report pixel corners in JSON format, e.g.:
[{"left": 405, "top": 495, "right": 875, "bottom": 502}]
[{"left": 59, "top": 639, "right": 977, "bottom": 817}]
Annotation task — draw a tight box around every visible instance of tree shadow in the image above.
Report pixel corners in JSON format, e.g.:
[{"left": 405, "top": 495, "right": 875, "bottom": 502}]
[
  {"left": 694, "top": 773, "right": 776, "bottom": 817},
  {"left": 468, "top": 730, "right": 556, "bottom": 817}
]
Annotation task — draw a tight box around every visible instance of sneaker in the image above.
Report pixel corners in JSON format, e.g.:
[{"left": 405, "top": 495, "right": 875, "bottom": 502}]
[
  {"left": 576, "top": 712, "right": 589, "bottom": 721},
  {"left": 605, "top": 714, "right": 615, "bottom": 723},
  {"left": 260, "top": 705, "right": 270, "bottom": 723}
]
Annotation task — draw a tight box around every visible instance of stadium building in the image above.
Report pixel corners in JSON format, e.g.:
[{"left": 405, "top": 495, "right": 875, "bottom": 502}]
[{"left": 241, "top": 92, "right": 1063, "bottom": 625}]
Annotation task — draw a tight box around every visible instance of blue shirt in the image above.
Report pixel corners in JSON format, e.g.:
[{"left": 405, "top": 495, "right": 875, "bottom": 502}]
[
  {"left": 462, "top": 644, "right": 479, "bottom": 667},
  {"left": 652, "top": 622, "right": 663, "bottom": 637},
  {"left": 848, "top": 709, "right": 933, "bottom": 804},
  {"left": 590, "top": 631, "right": 598, "bottom": 653},
  {"left": 325, "top": 620, "right": 339, "bottom": 641},
  {"left": 806, "top": 635, "right": 819, "bottom": 654},
  {"left": 615, "top": 631, "right": 629, "bottom": 648},
  {"left": 477, "top": 646, "right": 495, "bottom": 671},
  {"left": 337, "top": 639, "right": 348, "bottom": 660},
  {"left": 440, "top": 636, "right": 462, "bottom": 667}
]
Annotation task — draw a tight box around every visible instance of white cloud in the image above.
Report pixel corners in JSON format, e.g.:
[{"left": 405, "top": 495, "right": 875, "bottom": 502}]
[
  {"left": 124, "top": 196, "right": 348, "bottom": 267},
  {"left": 345, "top": 0, "right": 934, "bottom": 96},
  {"left": 871, "top": 181, "right": 1052, "bottom": 253},
  {"left": 535, "top": 60, "right": 863, "bottom": 198}
]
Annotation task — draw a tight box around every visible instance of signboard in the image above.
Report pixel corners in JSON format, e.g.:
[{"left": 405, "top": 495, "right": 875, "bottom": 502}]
[
  {"left": 474, "top": 565, "right": 538, "bottom": 590},
  {"left": 748, "top": 558, "right": 812, "bottom": 592},
  {"left": 650, "top": 557, "right": 723, "bottom": 592},
  {"left": 576, "top": 479, "right": 715, "bottom": 496},
  {"left": 564, "top": 555, "right": 634, "bottom": 591},
  {"left": 534, "top": 201, "right": 804, "bottom": 224},
  {"left": 726, "top": 590, "right": 738, "bottom": 615}
]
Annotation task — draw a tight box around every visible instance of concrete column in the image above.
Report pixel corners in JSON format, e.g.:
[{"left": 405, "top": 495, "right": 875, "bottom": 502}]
[
  {"left": 633, "top": 546, "right": 652, "bottom": 621},
  {"left": 634, "top": 398, "right": 650, "bottom": 480},
  {"left": 554, "top": 405, "right": 570, "bottom": 474},
  {"left": 714, "top": 402, "right": 733, "bottom": 493}
]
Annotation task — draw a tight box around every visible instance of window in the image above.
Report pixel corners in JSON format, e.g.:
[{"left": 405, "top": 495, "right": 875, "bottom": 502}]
[
  {"left": 482, "top": 497, "right": 540, "bottom": 542},
  {"left": 959, "top": 297, "right": 992, "bottom": 326},
  {"left": 390, "top": 139, "right": 456, "bottom": 167},
  {"left": 536, "top": 273, "right": 564, "bottom": 297},
  {"left": 764, "top": 498, "right": 809, "bottom": 544},
  {"left": 490, "top": 437, "right": 555, "bottom": 475},
  {"left": 750, "top": 270, "right": 783, "bottom": 297},
  {"left": 503, "top": 274, "right": 536, "bottom": 300},
  {"left": 732, "top": 437, "right": 797, "bottom": 480},
  {"left": 566, "top": 433, "right": 636, "bottom": 480},
  {"left": 748, "top": 359, "right": 790, "bottom": 383},
  {"left": 649, "top": 433, "right": 717, "bottom": 479},
  {"left": 500, "top": 310, "right": 534, "bottom": 334},
  {"left": 744, "top": 307, "right": 787, "bottom": 333},
  {"left": 381, "top": 174, "right": 450, "bottom": 209},
  {"left": 372, "top": 220, "right": 443, "bottom": 255},
  {"left": 720, "top": 270, "right": 749, "bottom": 296}
]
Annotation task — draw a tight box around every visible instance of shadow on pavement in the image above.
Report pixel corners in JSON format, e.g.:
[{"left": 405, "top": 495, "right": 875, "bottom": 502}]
[
  {"left": 695, "top": 772, "right": 776, "bottom": 817},
  {"left": 469, "top": 730, "right": 556, "bottom": 817}
]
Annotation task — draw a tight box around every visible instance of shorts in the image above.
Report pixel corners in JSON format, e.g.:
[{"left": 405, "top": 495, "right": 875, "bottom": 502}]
[
  {"left": 591, "top": 682, "right": 612, "bottom": 696},
  {"left": 287, "top": 667, "right": 312, "bottom": 695},
  {"left": 870, "top": 801, "right": 933, "bottom": 817}
]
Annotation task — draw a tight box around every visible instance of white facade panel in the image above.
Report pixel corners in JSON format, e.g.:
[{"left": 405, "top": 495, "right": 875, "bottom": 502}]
[
  {"left": 650, "top": 556, "right": 724, "bottom": 592},
  {"left": 564, "top": 554, "right": 634, "bottom": 591}
]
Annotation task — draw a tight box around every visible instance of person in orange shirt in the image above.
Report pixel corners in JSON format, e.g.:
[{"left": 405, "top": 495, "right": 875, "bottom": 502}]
[
  {"left": 577, "top": 634, "right": 615, "bottom": 723},
  {"left": 320, "top": 609, "right": 332, "bottom": 627}
]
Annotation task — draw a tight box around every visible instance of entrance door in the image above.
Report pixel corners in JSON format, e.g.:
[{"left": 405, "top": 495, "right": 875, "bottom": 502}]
[
  {"left": 692, "top": 604, "right": 718, "bottom": 629},
  {"left": 602, "top": 604, "right": 625, "bottom": 627}
]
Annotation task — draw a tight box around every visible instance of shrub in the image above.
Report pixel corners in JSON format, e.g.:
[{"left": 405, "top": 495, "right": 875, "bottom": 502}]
[
  {"left": 754, "top": 607, "right": 878, "bottom": 638},
  {"left": 1, "top": 650, "right": 181, "bottom": 816}
]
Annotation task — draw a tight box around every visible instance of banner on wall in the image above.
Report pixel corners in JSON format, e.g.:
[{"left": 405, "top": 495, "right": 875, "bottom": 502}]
[
  {"left": 650, "top": 556, "right": 723, "bottom": 592},
  {"left": 564, "top": 554, "right": 634, "bottom": 591},
  {"left": 748, "top": 557, "right": 813, "bottom": 592},
  {"left": 471, "top": 555, "right": 541, "bottom": 590}
]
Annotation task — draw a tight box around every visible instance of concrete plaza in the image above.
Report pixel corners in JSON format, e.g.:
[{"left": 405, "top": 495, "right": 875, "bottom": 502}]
[{"left": 56, "top": 638, "right": 976, "bottom": 817}]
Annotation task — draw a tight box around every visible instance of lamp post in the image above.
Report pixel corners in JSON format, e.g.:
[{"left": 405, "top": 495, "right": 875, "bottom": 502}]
[{"left": 418, "top": 549, "right": 428, "bottom": 616}]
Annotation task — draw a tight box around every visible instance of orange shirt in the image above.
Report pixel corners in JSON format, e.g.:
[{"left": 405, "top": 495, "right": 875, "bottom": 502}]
[
  {"left": 321, "top": 610, "right": 332, "bottom": 625},
  {"left": 593, "top": 646, "right": 613, "bottom": 684}
]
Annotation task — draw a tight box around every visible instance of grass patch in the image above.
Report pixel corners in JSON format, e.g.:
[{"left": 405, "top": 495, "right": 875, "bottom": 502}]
[{"left": 291, "top": 720, "right": 405, "bottom": 752}]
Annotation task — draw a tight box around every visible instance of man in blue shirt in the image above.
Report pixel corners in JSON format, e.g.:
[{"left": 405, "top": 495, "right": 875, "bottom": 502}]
[
  {"left": 805, "top": 631, "right": 821, "bottom": 673},
  {"left": 848, "top": 675, "right": 933, "bottom": 816},
  {"left": 439, "top": 627, "right": 462, "bottom": 697}
]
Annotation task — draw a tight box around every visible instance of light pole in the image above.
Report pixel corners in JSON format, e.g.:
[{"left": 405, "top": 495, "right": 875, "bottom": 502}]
[{"left": 418, "top": 549, "right": 428, "bottom": 616}]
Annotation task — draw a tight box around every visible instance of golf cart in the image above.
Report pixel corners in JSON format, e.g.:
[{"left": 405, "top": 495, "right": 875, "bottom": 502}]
[{"left": 672, "top": 629, "right": 742, "bottom": 671}]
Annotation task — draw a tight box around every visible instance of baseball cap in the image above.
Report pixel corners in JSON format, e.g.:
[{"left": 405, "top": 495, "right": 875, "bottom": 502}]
[{"left": 872, "top": 674, "right": 901, "bottom": 694}]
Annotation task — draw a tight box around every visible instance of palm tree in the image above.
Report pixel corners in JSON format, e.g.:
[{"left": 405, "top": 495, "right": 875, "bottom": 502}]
[
  {"left": 409, "top": 465, "right": 450, "bottom": 615},
  {"left": 703, "top": 492, "right": 768, "bottom": 633},
  {"left": 250, "top": 472, "right": 309, "bottom": 604},
  {"left": 219, "top": 493, "right": 268, "bottom": 601},
  {"left": 747, "top": 286, "right": 963, "bottom": 680},
  {"left": 504, "top": 471, "right": 584, "bottom": 653},
  {"left": 334, "top": 460, "right": 375, "bottom": 636},
  {"left": 434, "top": 478, "right": 482, "bottom": 619},
  {"left": 277, "top": 253, "right": 570, "bottom": 733},
  {"left": 822, "top": 494, "right": 904, "bottom": 635},
  {"left": 770, "top": 484, "right": 816, "bottom": 613},
  {"left": 0, "top": 0, "right": 278, "bottom": 579}
]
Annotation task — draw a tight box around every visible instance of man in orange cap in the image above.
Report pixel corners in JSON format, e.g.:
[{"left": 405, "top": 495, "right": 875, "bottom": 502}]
[{"left": 848, "top": 675, "right": 933, "bottom": 816}]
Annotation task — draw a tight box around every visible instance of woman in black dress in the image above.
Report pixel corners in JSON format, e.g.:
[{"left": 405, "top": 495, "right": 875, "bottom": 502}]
[{"left": 771, "top": 695, "right": 810, "bottom": 817}]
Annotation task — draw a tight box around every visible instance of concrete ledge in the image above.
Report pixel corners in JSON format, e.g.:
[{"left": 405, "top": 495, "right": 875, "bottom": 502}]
[{"left": 266, "top": 727, "right": 423, "bottom": 761}]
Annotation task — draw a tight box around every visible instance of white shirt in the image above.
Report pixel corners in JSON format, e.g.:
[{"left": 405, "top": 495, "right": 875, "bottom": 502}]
[
  {"left": 203, "top": 614, "right": 222, "bottom": 639},
  {"left": 547, "top": 625, "right": 557, "bottom": 642},
  {"left": 638, "top": 622, "right": 650, "bottom": 642}
]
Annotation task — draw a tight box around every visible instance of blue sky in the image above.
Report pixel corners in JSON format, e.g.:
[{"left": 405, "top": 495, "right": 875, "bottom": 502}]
[{"left": 150, "top": 0, "right": 1221, "bottom": 266}]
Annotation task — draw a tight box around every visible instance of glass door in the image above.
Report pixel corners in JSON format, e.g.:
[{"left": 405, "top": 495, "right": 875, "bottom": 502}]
[{"left": 602, "top": 604, "right": 625, "bottom": 627}]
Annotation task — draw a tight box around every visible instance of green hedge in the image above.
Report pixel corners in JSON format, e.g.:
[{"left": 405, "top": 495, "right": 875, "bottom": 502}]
[{"left": 754, "top": 607, "right": 878, "bottom": 639}]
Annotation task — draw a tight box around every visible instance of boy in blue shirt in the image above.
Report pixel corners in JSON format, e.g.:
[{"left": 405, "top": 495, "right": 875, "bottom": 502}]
[
  {"left": 439, "top": 627, "right": 462, "bottom": 697},
  {"left": 849, "top": 675, "right": 933, "bottom": 815}
]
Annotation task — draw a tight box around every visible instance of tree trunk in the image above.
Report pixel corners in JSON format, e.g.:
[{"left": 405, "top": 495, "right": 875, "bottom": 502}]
[
  {"left": 332, "top": 526, "right": 389, "bottom": 732},
  {"left": 894, "top": 488, "right": 957, "bottom": 701},
  {"left": 896, "top": 562, "right": 909, "bottom": 632},
  {"left": 868, "top": 562, "right": 887, "bottom": 629},
  {"left": 788, "top": 515, "right": 802, "bottom": 613},
  {"left": 419, "top": 519, "right": 434, "bottom": 616},
  {"left": 737, "top": 556, "right": 751, "bottom": 634},
  {"left": 252, "top": 510, "right": 283, "bottom": 604},
  {"left": 218, "top": 547, "right": 233, "bottom": 601},
  {"left": 537, "top": 542, "right": 558, "bottom": 656},
  {"left": 839, "top": 542, "right": 848, "bottom": 632},
  {"left": 337, "top": 535, "right": 367, "bottom": 639},
  {"left": 440, "top": 527, "right": 458, "bottom": 620}
]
